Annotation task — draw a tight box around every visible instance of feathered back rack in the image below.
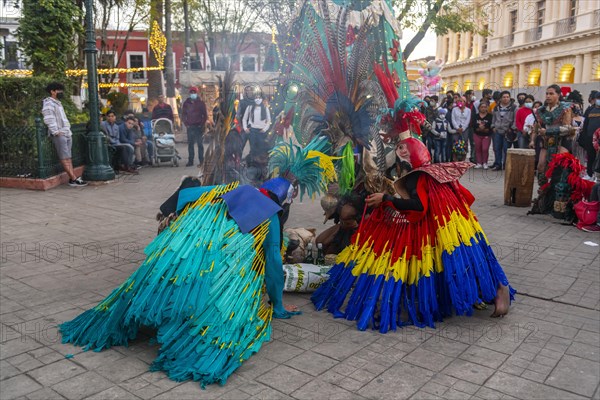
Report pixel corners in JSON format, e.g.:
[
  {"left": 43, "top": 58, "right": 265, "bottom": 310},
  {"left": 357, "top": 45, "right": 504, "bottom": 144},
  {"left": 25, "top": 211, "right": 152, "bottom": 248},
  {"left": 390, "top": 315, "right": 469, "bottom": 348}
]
[
  {"left": 373, "top": 58, "right": 426, "bottom": 144},
  {"left": 268, "top": 136, "right": 337, "bottom": 200},
  {"left": 203, "top": 71, "right": 236, "bottom": 185},
  {"left": 280, "top": 0, "right": 386, "bottom": 153}
]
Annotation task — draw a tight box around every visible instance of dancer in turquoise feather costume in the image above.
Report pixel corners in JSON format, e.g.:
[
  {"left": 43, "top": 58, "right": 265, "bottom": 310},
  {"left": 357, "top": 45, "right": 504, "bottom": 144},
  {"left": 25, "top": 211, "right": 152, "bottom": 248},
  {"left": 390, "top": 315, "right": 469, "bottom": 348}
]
[{"left": 59, "top": 138, "right": 335, "bottom": 387}]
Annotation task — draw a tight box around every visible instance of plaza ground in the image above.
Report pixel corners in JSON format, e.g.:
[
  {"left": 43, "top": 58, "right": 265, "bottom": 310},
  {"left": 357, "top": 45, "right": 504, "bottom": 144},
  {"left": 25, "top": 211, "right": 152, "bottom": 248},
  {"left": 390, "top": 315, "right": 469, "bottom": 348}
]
[{"left": 1, "top": 147, "right": 599, "bottom": 400}]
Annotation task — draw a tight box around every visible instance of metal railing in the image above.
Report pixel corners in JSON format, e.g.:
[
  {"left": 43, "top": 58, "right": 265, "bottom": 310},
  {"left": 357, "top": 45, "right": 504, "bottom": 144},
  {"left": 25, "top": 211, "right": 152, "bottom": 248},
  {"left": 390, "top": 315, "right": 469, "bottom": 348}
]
[
  {"left": 526, "top": 27, "right": 542, "bottom": 42},
  {"left": 555, "top": 17, "right": 577, "bottom": 36},
  {"left": 501, "top": 35, "right": 514, "bottom": 48},
  {"left": 0, "top": 119, "right": 87, "bottom": 179}
]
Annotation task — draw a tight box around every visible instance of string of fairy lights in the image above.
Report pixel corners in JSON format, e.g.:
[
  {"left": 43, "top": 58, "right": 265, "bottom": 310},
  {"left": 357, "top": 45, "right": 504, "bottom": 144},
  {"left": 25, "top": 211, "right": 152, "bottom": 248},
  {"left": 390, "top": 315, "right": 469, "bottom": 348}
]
[{"left": 0, "top": 20, "right": 166, "bottom": 90}]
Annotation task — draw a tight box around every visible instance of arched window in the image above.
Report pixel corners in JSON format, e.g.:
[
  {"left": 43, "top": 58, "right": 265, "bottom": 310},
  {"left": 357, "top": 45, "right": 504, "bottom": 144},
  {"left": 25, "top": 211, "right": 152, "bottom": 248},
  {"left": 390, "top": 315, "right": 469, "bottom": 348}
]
[
  {"left": 527, "top": 68, "right": 541, "bottom": 86},
  {"left": 503, "top": 72, "right": 514, "bottom": 88},
  {"left": 478, "top": 78, "right": 486, "bottom": 90},
  {"left": 558, "top": 64, "right": 575, "bottom": 83}
]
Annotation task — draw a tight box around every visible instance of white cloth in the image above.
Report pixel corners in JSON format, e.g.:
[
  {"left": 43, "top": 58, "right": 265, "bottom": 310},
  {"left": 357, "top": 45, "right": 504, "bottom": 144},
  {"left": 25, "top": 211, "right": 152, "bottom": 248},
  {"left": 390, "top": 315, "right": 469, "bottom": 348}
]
[
  {"left": 243, "top": 105, "right": 271, "bottom": 132},
  {"left": 42, "top": 97, "right": 72, "bottom": 137},
  {"left": 451, "top": 107, "right": 471, "bottom": 130},
  {"left": 523, "top": 113, "right": 536, "bottom": 134}
]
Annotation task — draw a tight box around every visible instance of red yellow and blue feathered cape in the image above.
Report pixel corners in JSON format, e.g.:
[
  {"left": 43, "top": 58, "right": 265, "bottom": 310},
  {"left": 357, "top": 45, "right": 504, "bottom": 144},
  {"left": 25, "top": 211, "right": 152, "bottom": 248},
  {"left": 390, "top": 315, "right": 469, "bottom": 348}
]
[{"left": 312, "top": 163, "right": 516, "bottom": 333}]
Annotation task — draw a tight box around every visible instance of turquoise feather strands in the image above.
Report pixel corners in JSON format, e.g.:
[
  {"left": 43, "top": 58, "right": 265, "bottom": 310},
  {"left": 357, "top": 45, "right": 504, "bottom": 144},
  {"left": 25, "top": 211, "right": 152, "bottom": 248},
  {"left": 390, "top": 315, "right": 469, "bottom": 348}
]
[
  {"left": 268, "top": 136, "right": 332, "bottom": 200},
  {"left": 59, "top": 183, "right": 273, "bottom": 387}
]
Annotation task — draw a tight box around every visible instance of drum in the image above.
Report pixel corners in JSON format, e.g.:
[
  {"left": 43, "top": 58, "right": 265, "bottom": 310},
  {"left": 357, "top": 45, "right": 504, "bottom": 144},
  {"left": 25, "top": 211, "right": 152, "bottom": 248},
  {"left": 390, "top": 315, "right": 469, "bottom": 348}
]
[{"left": 504, "top": 148, "right": 536, "bottom": 207}]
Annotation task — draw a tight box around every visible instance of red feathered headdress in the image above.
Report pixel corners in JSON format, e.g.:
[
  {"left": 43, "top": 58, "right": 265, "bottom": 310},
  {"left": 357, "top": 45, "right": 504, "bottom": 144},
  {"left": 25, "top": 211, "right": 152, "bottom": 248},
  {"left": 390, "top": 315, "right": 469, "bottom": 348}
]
[{"left": 373, "top": 58, "right": 425, "bottom": 143}]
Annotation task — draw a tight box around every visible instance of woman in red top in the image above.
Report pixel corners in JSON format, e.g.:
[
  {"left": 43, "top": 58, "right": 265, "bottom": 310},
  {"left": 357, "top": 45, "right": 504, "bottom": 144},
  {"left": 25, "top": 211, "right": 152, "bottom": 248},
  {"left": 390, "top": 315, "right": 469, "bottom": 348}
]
[{"left": 515, "top": 94, "right": 534, "bottom": 148}]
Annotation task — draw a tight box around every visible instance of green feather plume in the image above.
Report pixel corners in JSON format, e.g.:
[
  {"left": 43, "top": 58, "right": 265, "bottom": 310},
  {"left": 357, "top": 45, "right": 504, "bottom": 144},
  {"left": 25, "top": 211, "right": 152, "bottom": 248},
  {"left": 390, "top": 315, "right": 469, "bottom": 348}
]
[{"left": 338, "top": 142, "right": 355, "bottom": 195}]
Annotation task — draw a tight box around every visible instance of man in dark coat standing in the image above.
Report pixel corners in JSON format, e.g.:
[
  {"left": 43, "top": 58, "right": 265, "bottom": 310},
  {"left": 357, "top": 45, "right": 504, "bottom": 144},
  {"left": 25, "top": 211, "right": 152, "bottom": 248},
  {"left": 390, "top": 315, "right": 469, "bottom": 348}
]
[{"left": 181, "top": 86, "right": 208, "bottom": 168}]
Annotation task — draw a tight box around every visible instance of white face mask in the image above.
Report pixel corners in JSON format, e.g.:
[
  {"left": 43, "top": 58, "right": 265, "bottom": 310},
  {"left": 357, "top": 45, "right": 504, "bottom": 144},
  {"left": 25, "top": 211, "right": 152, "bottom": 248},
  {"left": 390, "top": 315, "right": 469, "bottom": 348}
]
[{"left": 254, "top": 98, "right": 263, "bottom": 105}]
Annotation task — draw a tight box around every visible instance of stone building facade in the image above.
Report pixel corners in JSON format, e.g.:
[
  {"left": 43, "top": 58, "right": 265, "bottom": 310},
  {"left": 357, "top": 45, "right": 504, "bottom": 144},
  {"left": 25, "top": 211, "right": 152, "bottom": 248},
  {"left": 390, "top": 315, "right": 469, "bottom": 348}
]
[{"left": 437, "top": 0, "right": 600, "bottom": 97}]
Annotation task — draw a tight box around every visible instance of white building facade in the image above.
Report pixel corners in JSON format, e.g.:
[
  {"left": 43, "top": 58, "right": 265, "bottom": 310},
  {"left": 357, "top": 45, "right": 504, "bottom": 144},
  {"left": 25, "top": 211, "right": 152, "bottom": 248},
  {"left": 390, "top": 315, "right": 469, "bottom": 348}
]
[{"left": 437, "top": 0, "right": 600, "bottom": 98}]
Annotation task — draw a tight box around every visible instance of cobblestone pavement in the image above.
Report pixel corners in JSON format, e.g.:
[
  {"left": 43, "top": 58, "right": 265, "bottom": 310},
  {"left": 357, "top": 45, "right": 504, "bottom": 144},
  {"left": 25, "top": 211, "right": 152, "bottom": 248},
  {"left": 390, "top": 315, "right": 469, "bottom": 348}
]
[{"left": 1, "top": 153, "right": 599, "bottom": 400}]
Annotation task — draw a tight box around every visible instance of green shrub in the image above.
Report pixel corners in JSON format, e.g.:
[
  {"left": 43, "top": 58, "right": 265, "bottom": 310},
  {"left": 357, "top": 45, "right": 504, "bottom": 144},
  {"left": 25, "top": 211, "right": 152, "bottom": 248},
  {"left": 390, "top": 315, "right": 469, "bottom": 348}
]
[{"left": 0, "top": 76, "right": 88, "bottom": 127}]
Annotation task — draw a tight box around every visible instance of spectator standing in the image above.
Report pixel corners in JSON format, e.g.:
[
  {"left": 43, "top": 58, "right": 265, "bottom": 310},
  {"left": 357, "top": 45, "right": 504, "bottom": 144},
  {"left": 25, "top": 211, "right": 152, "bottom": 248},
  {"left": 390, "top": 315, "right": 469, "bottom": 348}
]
[
  {"left": 451, "top": 96, "right": 471, "bottom": 147},
  {"left": 181, "top": 87, "right": 208, "bottom": 167},
  {"left": 491, "top": 91, "right": 517, "bottom": 170},
  {"left": 489, "top": 91, "right": 502, "bottom": 112},
  {"left": 474, "top": 88, "right": 493, "bottom": 111},
  {"left": 444, "top": 98, "right": 455, "bottom": 161},
  {"left": 423, "top": 97, "right": 438, "bottom": 154},
  {"left": 243, "top": 94, "right": 272, "bottom": 164},
  {"left": 152, "top": 94, "right": 174, "bottom": 121},
  {"left": 236, "top": 86, "right": 257, "bottom": 148},
  {"left": 464, "top": 90, "right": 477, "bottom": 162},
  {"left": 472, "top": 102, "right": 493, "bottom": 169},
  {"left": 584, "top": 90, "right": 598, "bottom": 117},
  {"left": 579, "top": 91, "right": 600, "bottom": 179},
  {"left": 42, "top": 82, "right": 87, "bottom": 187},
  {"left": 515, "top": 94, "right": 535, "bottom": 149},
  {"left": 100, "top": 110, "right": 135, "bottom": 172},
  {"left": 431, "top": 108, "right": 454, "bottom": 163},
  {"left": 523, "top": 101, "right": 543, "bottom": 168}
]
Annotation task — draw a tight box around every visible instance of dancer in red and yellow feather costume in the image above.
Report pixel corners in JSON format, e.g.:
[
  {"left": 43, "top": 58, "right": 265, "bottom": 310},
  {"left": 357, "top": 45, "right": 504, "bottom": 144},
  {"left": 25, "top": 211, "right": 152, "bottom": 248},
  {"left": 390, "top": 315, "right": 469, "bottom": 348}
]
[{"left": 312, "top": 61, "right": 515, "bottom": 333}]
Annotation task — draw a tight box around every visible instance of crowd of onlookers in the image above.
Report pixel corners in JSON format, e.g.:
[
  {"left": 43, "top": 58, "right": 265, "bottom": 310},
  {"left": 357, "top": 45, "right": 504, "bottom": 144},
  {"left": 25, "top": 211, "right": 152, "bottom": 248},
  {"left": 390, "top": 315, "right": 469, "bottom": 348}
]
[
  {"left": 99, "top": 109, "right": 155, "bottom": 174},
  {"left": 419, "top": 87, "right": 600, "bottom": 182}
]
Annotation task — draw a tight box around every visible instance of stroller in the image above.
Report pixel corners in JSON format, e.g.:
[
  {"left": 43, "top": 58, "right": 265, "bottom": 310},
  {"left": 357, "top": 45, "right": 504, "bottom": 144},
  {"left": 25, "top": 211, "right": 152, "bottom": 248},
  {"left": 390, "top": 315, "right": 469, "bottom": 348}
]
[{"left": 152, "top": 118, "right": 180, "bottom": 167}]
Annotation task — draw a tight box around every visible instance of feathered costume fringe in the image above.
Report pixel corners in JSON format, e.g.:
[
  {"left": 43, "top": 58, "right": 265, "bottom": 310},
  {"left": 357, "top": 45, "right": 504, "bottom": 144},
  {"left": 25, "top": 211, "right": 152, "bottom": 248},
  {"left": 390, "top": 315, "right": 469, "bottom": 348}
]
[
  {"left": 540, "top": 152, "right": 594, "bottom": 201},
  {"left": 60, "top": 183, "right": 273, "bottom": 387},
  {"left": 312, "top": 175, "right": 515, "bottom": 333}
]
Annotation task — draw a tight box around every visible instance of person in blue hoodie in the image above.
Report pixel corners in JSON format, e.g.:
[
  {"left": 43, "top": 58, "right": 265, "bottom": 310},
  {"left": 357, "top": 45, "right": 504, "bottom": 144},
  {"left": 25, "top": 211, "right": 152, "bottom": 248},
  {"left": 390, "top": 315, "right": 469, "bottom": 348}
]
[{"left": 118, "top": 116, "right": 142, "bottom": 173}]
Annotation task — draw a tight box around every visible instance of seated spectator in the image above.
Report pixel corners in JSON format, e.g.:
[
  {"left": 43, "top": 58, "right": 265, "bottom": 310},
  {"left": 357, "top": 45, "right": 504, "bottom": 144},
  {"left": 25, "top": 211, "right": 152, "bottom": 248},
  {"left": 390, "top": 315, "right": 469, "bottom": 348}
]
[
  {"left": 123, "top": 111, "right": 153, "bottom": 166},
  {"left": 118, "top": 116, "right": 143, "bottom": 173},
  {"left": 100, "top": 110, "right": 136, "bottom": 173}
]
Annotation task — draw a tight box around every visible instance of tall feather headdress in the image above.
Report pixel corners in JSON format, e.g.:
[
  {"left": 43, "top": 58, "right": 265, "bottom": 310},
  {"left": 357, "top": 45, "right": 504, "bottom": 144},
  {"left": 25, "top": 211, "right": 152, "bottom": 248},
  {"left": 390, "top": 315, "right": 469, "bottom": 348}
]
[{"left": 280, "top": 0, "right": 386, "bottom": 153}]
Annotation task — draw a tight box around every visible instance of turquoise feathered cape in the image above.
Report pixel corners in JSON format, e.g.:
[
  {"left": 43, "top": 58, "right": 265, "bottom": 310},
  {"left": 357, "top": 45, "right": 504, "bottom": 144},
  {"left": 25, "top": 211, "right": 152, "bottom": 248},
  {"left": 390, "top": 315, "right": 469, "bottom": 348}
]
[{"left": 59, "top": 183, "right": 274, "bottom": 387}]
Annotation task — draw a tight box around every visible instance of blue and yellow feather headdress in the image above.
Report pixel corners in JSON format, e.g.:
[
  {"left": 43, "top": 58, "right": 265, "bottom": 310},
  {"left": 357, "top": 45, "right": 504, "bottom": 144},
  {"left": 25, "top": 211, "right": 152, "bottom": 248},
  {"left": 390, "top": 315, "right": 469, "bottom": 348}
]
[{"left": 267, "top": 136, "right": 337, "bottom": 201}]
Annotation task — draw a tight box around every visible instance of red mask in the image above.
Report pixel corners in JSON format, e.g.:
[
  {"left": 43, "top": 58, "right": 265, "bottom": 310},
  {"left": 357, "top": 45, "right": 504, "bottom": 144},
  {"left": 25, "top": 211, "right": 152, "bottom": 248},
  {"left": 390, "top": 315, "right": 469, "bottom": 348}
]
[{"left": 396, "top": 137, "right": 431, "bottom": 169}]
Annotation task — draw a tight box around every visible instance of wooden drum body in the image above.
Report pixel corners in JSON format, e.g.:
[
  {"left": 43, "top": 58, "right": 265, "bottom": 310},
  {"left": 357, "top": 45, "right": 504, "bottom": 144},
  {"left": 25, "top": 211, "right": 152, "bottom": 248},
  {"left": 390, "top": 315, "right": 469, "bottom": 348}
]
[{"left": 504, "top": 148, "right": 536, "bottom": 207}]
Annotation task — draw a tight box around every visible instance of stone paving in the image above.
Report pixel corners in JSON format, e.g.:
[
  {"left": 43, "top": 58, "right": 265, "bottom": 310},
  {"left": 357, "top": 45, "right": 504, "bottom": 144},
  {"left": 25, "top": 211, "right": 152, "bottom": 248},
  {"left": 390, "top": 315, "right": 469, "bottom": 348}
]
[{"left": 1, "top": 149, "right": 599, "bottom": 400}]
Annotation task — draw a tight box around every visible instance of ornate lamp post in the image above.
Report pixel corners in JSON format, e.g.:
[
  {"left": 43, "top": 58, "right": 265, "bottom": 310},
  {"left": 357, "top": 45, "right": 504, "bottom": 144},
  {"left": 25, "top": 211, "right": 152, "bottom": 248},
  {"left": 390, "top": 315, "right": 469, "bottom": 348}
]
[{"left": 82, "top": 0, "right": 115, "bottom": 181}]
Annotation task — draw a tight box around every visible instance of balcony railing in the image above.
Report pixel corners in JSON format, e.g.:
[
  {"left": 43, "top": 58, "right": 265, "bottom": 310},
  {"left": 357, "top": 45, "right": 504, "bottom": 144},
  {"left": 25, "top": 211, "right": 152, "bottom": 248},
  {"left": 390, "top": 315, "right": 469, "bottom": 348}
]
[
  {"left": 555, "top": 17, "right": 577, "bottom": 36},
  {"left": 501, "top": 35, "right": 514, "bottom": 48},
  {"left": 526, "top": 27, "right": 542, "bottom": 42}
]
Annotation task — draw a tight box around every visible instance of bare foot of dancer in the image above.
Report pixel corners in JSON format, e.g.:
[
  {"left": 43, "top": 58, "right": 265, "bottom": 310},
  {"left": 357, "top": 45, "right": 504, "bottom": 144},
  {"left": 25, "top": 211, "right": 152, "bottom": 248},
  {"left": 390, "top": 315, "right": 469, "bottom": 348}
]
[
  {"left": 491, "top": 284, "right": 510, "bottom": 318},
  {"left": 284, "top": 304, "right": 300, "bottom": 313}
]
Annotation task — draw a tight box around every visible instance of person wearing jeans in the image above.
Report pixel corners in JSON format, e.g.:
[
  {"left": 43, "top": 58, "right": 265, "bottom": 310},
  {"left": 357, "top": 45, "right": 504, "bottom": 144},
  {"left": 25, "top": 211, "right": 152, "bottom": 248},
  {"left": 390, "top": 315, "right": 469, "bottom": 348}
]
[
  {"left": 431, "top": 108, "right": 454, "bottom": 163},
  {"left": 472, "top": 102, "right": 493, "bottom": 168},
  {"left": 491, "top": 91, "right": 517, "bottom": 171},
  {"left": 182, "top": 86, "right": 209, "bottom": 167}
]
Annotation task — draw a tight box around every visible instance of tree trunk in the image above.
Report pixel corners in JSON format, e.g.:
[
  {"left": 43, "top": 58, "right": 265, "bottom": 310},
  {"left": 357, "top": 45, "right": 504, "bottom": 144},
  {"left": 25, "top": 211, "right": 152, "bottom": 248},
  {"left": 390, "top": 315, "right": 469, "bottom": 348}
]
[
  {"left": 165, "top": 0, "right": 175, "bottom": 98},
  {"left": 148, "top": 0, "right": 164, "bottom": 102},
  {"left": 164, "top": 0, "right": 179, "bottom": 127},
  {"left": 401, "top": 0, "right": 444, "bottom": 61}
]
